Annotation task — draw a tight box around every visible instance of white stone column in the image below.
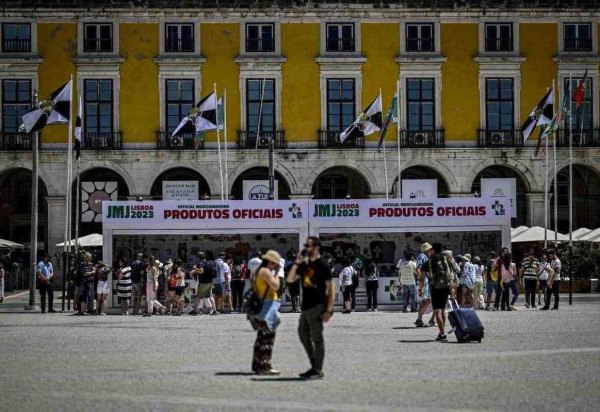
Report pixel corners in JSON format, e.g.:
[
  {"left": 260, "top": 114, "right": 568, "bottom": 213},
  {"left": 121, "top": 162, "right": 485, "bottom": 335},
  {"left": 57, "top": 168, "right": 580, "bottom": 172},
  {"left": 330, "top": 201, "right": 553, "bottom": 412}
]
[
  {"left": 526, "top": 192, "right": 546, "bottom": 228},
  {"left": 46, "top": 196, "right": 67, "bottom": 271}
]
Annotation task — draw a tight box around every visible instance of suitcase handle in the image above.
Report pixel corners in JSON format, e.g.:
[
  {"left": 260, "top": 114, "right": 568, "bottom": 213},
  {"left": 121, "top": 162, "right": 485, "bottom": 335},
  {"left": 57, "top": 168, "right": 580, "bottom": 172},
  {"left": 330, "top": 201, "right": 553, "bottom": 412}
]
[{"left": 448, "top": 297, "right": 460, "bottom": 311}]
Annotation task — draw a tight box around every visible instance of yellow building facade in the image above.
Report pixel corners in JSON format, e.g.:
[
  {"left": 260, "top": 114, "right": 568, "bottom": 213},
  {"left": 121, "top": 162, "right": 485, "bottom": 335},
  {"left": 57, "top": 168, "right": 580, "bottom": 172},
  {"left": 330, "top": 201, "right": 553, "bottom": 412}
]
[{"left": 0, "top": 1, "right": 599, "bottom": 257}]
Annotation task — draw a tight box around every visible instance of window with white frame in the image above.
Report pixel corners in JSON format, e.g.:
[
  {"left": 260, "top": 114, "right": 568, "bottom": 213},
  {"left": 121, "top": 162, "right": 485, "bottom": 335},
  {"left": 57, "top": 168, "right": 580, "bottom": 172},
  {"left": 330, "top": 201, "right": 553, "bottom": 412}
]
[
  {"left": 326, "top": 79, "right": 355, "bottom": 131},
  {"left": 1, "top": 79, "right": 31, "bottom": 133},
  {"left": 83, "top": 23, "right": 113, "bottom": 53},
  {"left": 165, "top": 23, "right": 195, "bottom": 53},
  {"left": 326, "top": 23, "right": 355, "bottom": 52},
  {"left": 485, "top": 78, "right": 514, "bottom": 131},
  {"left": 84, "top": 79, "right": 113, "bottom": 135},
  {"left": 246, "top": 79, "right": 275, "bottom": 132},
  {"left": 564, "top": 23, "right": 592, "bottom": 52},
  {"left": 245, "top": 23, "right": 275, "bottom": 53},
  {"left": 405, "top": 23, "right": 434, "bottom": 52},
  {"left": 1, "top": 23, "right": 31, "bottom": 53},
  {"left": 485, "top": 23, "right": 513, "bottom": 52},
  {"left": 165, "top": 79, "right": 195, "bottom": 133},
  {"left": 565, "top": 77, "right": 593, "bottom": 130},
  {"left": 406, "top": 78, "right": 435, "bottom": 131}
]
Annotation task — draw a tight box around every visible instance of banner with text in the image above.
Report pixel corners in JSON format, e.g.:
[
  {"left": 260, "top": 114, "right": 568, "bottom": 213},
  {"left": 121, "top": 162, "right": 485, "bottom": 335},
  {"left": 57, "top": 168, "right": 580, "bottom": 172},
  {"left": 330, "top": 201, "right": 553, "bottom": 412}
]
[
  {"left": 102, "top": 200, "right": 308, "bottom": 231},
  {"left": 162, "top": 181, "right": 199, "bottom": 200},
  {"left": 310, "top": 197, "right": 512, "bottom": 229},
  {"left": 243, "top": 180, "right": 279, "bottom": 200}
]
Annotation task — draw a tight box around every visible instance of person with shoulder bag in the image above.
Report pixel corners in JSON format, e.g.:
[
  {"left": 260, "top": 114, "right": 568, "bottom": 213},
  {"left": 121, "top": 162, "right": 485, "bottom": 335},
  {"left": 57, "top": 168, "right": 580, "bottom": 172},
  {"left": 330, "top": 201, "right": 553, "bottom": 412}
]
[{"left": 250, "top": 250, "right": 282, "bottom": 376}]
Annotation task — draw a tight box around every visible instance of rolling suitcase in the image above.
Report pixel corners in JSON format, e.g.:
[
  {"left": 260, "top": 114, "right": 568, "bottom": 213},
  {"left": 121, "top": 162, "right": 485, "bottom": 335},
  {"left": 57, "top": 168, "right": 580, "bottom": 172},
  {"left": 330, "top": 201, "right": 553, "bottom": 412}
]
[{"left": 448, "top": 298, "right": 484, "bottom": 343}]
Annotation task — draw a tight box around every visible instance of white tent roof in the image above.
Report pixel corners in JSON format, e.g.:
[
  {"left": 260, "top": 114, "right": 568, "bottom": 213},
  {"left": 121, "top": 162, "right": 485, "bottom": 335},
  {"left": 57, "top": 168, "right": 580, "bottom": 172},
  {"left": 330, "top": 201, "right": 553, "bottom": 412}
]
[
  {"left": 0, "top": 238, "right": 24, "bottom": 249},
  {"left": 511, "top": 226, "right": 569, "bottom": 243},
  {"left": 570, "top": 228, "right": 591, "bottom": 240},
  {"left": 511, "top": 226, "right": 529, "bottom": 238},
  {"left": 56, "top": 233, "right": 103, "bottom": 248},
  {"left": 578, "top": 228, "right": 600, "bottom": 242}
]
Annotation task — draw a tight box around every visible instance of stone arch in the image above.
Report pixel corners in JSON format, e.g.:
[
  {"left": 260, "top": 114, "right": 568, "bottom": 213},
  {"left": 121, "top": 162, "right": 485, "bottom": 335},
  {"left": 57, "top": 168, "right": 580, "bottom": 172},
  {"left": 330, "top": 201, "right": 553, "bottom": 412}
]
[
  {"left": 305, "top": 159, "right": 377, "bottom": 196},
  {"left": 227, "top": 159, "right": 299, "bottom": 197},
  {"left": 391, "top": 164, "right": 452, "bottom": 197},
  {"left": 77, "top": 161, "right": 138, "bottom": 196},
  {"left": 230, "top": 166, "right": 292, "bottom": 200},
  {"left": 312, "top": 166, "right": 371, "bottom": 199},
  {"left": 467, "top": 157, "right": 536, "bottom": 193},
  {"left": 0, "top": 167, "right": 49, "bottom": 250},
  {"left": 149, "top": 167, "right": 212, "bottom": 200}
]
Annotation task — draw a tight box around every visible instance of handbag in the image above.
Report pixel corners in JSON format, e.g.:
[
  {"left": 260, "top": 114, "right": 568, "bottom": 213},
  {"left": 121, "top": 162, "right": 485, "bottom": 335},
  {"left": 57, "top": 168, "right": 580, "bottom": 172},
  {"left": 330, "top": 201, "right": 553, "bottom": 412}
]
[{"left": 244, "top": 284, "right": 270, "bottom": 317}]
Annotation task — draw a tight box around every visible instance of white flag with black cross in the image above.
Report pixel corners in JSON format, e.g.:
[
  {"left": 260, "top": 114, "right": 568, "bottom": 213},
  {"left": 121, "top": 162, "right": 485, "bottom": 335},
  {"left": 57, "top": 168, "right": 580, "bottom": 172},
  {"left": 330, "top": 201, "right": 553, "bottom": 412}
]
[{"left": 339, "top": 93, "right": 383, "bottom": 143}]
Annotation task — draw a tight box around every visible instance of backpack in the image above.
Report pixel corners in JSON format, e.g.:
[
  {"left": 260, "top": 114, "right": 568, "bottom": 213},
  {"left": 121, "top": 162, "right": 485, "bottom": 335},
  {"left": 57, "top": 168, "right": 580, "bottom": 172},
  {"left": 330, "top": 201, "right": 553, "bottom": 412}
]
[
  {"left": 199, "top": 260, "right": 217, "bottom": 283},
  {"left": 232, "top": 264, "right": 244, "bottom": 280},
  {"left": 430, "top": 255, "right": 453, "bottom": 289}
]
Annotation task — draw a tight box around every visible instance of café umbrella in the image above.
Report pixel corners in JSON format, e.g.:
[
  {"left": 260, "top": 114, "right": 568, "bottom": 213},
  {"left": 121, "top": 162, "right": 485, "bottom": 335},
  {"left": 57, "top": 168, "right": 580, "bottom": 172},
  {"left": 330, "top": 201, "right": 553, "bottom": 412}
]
[{"left": 56, "top": 233, "right": 103, "bottom": 248}]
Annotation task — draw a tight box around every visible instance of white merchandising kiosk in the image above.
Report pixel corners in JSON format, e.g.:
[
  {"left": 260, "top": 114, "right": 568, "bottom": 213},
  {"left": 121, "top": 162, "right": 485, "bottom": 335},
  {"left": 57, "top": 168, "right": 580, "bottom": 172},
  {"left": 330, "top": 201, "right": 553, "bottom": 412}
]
[
  {"left": 309, "top": 197, "right": 512, "bottom": 306},
  {"left": 102, "top": 200, "right": 309, "bottom": 307}
]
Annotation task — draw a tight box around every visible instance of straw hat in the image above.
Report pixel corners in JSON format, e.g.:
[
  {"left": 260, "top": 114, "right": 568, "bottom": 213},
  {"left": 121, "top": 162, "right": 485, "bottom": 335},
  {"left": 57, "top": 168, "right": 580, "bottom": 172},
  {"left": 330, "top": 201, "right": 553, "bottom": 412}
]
[
  {"left": 262, "top": 250, "right": 282, "bottom": 265},
  {"left": 421, "top": 242, "right": 433, "bottom": 252}
]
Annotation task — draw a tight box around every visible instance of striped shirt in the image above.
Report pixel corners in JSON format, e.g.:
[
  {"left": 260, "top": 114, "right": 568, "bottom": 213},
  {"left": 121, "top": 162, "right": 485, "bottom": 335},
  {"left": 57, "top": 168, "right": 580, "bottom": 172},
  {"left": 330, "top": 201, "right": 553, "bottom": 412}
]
[
  {"left": 521, "top": 257, "right": 539, "bottom": 280},
  {"left": 116, "top": 266, "right": 132, "bottom": 298}
]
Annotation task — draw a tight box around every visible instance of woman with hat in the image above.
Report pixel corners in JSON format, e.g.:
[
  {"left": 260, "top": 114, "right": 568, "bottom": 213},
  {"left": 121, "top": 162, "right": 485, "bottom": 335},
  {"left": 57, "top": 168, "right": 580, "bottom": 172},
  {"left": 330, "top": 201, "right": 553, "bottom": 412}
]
[{"left": 251, "top": 250, "right": 282, "bottom": 375}]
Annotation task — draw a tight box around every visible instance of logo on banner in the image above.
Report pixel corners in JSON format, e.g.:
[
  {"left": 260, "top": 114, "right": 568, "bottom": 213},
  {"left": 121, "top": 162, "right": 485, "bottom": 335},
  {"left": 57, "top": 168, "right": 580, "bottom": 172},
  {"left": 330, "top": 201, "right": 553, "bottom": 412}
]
[
  {"left": 312, "top": 203, "right": 360, "bottom": 218},
  {"left": 288, "top": 203, "right": 303, "bottom": 219},
  {"left": 493, "top": 188, "right": 505, "bottom": 197},
  {"left": 409, "top": 190, "right": 426, "bottom": 199},
  {"left": 491, "top": 200, "right": 506, "bottom": 216},
  {"left": 81, "top": 181, "right": 118, "bottom": 222}
]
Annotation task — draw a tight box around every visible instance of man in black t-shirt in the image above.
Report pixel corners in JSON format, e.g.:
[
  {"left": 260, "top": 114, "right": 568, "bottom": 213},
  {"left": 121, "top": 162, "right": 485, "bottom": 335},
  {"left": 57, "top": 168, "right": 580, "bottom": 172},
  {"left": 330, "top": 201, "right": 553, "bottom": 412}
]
[{"left": 287, "top": 236, "right": 335, "bottom": 380}]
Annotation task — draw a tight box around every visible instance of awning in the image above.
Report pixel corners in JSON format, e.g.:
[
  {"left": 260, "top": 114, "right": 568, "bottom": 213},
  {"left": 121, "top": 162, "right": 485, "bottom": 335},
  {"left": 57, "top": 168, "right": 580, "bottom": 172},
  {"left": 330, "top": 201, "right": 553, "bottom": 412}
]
[
  {"left": 570, "top": 228, "right": 591, "bottom": 240},
  {"left": 579, "top": 228, "right": 600, "bottom": 242},
  {"left": 56, "top": 233, "right": 103, "bottom": 248},
  {"left": 511, "top": 226, "right": 529, "bottom": 238},
  {"left": 511, "top": 226, "right": 569, "bottom": 243},
  {"left": 0, "top": 238, "right": 24, "bottom": 249}
]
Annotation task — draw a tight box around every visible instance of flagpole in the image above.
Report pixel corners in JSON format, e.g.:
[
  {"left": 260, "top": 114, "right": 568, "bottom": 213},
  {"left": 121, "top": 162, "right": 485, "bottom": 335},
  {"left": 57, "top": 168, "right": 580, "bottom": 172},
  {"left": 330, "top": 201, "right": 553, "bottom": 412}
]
[
  {"left": 544, "top": 131, "right": 549, "bottom": 249},
  {"left": 27, "top": 88, "right": 40, "bottom": 310},
  {"left": 223, "top": 89, "right": 229, "bottom": 199},
  {"left": 214, "top": 83, "right": 224, "bottom": 200},
  {"left": 379, "top": 88, "right": 389, "bottom": 199},
  {"left": 65, "top": 75, "right": 75, "bottom": 310},
  {"left": 396, "top": 80, "right": 402, "bottom": 199},
  {"left": 552, "top": 79, "right": 558, "bottom": 246},
  {"left": 568, "top": 72, "right": 574, "bottom": 306}
]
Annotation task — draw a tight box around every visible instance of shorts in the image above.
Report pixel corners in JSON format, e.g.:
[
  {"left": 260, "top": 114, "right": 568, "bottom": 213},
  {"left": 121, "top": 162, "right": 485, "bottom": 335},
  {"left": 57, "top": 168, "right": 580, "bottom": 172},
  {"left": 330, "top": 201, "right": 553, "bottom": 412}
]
[
  {"left": 538, "top": 279, "right": 548, "bottom": 289},
  {"left": 213, "top": 282, "right": 225, "bottom": 297},
  {"left": 486, "top": 280, "right": 497, "bottom": 295},
  {"left": 175, "top": 286, "right": 185, "bottom": 296},
  {"left": 97, "top": 280, "right": 110, "bottom": 295},
  {"left": 420, "top": 278, "right": 431, "bottom": 300},
  {"left": 431, "top": 287, "right": 450, "bottom": 310},
  {"left": 80, "top": 281, "right": 94, "bottom": 302},
  {"left": 197, "top": 283, "right": 213, "bottom": 299}
]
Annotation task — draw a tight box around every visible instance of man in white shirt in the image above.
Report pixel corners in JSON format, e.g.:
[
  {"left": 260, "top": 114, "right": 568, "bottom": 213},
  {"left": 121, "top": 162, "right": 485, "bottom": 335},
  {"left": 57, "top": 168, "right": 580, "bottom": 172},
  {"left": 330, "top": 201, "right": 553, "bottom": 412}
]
[
  {"left": 397, "top": 251, "right": 417, "bottom": 313},
  {"left": 541, "top": 250, "right": 561, "bottom": 311},
  {"left": 339, "top": 259, "right": 355, "bottom": 314},
  {"left": 214, "top": 252, "right": 232, "bottom": 313},
  {"left": 247, "top": 251, "right": 263, "bottom": 281}
]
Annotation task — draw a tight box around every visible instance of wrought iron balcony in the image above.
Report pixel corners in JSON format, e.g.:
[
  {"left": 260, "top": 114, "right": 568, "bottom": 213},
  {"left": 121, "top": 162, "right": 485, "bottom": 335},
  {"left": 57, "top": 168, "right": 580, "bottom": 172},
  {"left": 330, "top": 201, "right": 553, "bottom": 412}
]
[
  {"left": 0, "top": 132, "right": 33, "bottom": 150},
  {"left": 326, "top": 38, "right": 355, "bottom": 52},
  {"left": 245, "top": 38, "right": 275, "bottom": 53},
  {"left": 237, "top": 130, "right": 286, "bottom": 149},
  {"left": 318, "top": 130, "right": 364, "bottom": 149},
  {"left": 564, "top": 38, "right": 592, "bottom": 52},
  {"left": 478, "top": 129, "right": 523, "bottom": 148},
  {"left": 81, "top": 132, "right": 122, "bottom": 150},
  {"left": 165, "top": 38, "right": 195, "bottom": 53},
  {"left": 485, "top": 38, "right": 513, "bottom": 52},
  {"left": 2, "top": 39, "right": 31, "bottom": 53},
  {"left": 399, "top": 129, "right": 445, "bottom": 148},
  {"left": 156, "top": 131, "right": 204, "bottom": 150},
  {"left": 406, "top": 38, "right": 434, "bottom": 52},
  {"left": 557, "top": 129, "right": 600, "bottom": 147}
]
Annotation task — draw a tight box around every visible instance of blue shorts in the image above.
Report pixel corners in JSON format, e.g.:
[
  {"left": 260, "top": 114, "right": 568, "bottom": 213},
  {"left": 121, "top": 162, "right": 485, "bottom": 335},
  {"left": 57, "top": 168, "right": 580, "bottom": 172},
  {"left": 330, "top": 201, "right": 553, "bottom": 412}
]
[
  {"left": 538, "top": 280, "right": 548, "bottom": 289},
  {"left": 213, "top": 282, "right": 225, "bottom": 296},
  {"left": 486, "top": 280, "right": 497, "bottom": 295}
]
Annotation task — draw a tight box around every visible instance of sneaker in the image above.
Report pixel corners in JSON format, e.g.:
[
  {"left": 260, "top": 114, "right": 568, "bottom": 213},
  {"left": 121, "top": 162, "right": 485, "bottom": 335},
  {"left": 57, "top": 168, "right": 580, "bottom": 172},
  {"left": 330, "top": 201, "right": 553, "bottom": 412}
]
[
  {"left": 299, "top": 369, "right": 314, "bottom": 379},
  {"left": 435, "top": 334, "right": 448, "bottom": 342},
  {"left": 509, "top": 306, "right": 518, "bottom": 311},
  {"left": 428, "top": 319, "right": 436, "bottom": 327},
  {"left": 415, "top": 319, "right": 427, "bottom": 328},
  {"left": 189, "top": 311, "right": 198, "bottom": 316},
  {"left": 524, "top": 302, "right": 530, "bottom": 308},
  {"left": 342, "top": 309, "right": 351, "bottom": 314},
  {"left": 551, "top": 307, "right": 558, "bottom": 310},
  {"left": 372, "top": 309, "right": 378, "bottom": 312},
  {"left": 210, "top": 310, "right": 219, "bottom": 315},
  {"left": 100, "top": 312, "right": 107, "bottom": 316},
  {"left": 301, "top": 370, "right": 324, "bottom": 380},
  {"left": 540, "top": 307, "right": 549, "bottom": 311},
  {"left": 531, "top": 305, "right": 536, "bottom": 309},
  {"left": 257, "top": 369, "right": 281, "bottom": 376},
  {"left": 48, "top": 309, "right": 57, "bottom": 313}
]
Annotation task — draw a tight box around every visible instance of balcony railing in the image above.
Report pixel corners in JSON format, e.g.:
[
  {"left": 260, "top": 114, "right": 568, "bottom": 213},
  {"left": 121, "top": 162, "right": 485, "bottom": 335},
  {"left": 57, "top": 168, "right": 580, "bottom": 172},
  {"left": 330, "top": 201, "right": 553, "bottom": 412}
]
[
  {"left": 478, "top": 129, "right": 523, "bottom": 148},
  {"left": 2, "top": 39, "right": 31, "bottom": 53},
  {"left": 557, "top": 129, "right": 600, "bottom": 147},
  {"left": 237, "top": 130, "right": 287, "bottom": 149},
  {"left": 564, "top": 38, "right": 592, "bottom": 52},
  {"left": 165, "top": 38, "right": 195, "bottom": 53},
  {"left": 406, "top": 38, "right": 434, "bottom": 52},
  {"left": 326, "top": 38, "right": 355, "bottom": 52},
  {"left": 156, "top": 131, "right": 203, "bottom": 150},
  {"left": 245, "top": 38, "right": 275, "bottom": 52},
  {"left": 0, "top": 132, "right": 33, "bottom": 150},
  {"left": 81, "top": 132, "right": 122, "bottom": 150},
  {"left": 485, "top": 38, "right": 513, "bottom": 52},
  {"left": 318, "top": 130, "right": 364, "bottom": 149},
  {"left": 399, "top": 129, "right": 445, "bottom": 148}
]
